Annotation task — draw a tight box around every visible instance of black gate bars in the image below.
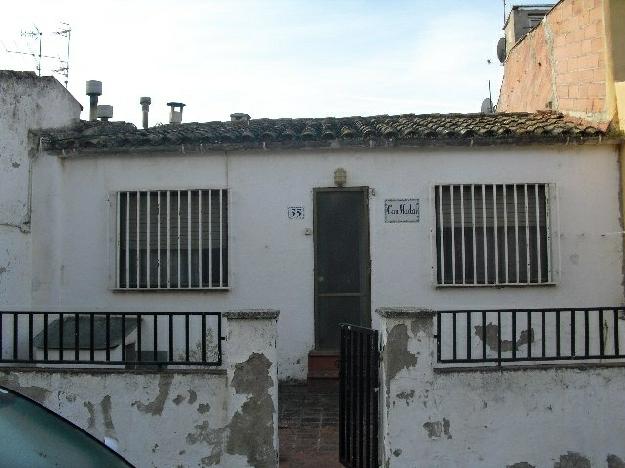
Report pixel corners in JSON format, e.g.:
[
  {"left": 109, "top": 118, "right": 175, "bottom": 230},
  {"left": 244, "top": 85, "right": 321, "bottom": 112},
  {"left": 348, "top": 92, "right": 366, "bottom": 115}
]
[{"left": 339, "top": 323, "right": 379, "bottom": 468}]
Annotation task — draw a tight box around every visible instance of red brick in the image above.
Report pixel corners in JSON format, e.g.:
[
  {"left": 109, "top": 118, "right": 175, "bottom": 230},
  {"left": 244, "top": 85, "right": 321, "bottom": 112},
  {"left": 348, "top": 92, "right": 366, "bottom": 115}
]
[
  {"left": 588, "top": 82, "right": 605, "bottom": 97},
  {"left": 579, "top": 53, "right": 600, "bottom": 69}
]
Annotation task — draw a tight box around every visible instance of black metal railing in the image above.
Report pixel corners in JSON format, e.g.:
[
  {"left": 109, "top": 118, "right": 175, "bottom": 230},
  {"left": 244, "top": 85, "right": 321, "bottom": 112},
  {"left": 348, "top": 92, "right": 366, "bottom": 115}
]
[
  {"left": 339, "top": 324, "right": 379, "bottom": 468},
  {"left": 437, "top": 307, "right": 625, "bottom": 365},
  {"left": 0, "top": 311, "right": 223, "bottom": 366}
]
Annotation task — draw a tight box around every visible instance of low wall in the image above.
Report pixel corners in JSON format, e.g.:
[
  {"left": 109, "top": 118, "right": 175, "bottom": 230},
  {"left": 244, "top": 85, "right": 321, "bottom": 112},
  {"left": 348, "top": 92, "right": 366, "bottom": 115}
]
[
  {"left": 0, "top": 309, "right": 279, "bottom": 468},
  {"left": 378, "top": 307, "right": 625, "bottom": 468}
]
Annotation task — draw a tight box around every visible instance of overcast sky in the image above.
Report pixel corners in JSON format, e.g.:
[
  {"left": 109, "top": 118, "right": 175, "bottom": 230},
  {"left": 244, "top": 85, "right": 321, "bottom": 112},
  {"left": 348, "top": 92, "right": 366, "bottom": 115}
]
[{"left": 1, "top": 1, "right": 548, "bottom": 127}]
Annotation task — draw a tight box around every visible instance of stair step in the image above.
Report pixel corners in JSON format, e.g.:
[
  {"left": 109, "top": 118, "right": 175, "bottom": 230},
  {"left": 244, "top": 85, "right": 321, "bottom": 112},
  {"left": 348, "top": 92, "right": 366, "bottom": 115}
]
[{"left": 308, "top": 351, "right": 340, "bottom": 379}]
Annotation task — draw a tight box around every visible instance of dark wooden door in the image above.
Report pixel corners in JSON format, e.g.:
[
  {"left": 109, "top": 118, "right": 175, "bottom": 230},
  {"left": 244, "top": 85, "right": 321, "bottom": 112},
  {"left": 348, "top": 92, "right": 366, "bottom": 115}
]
[{"left": 314, "top": 187, "right": 370, "bottom": 351}]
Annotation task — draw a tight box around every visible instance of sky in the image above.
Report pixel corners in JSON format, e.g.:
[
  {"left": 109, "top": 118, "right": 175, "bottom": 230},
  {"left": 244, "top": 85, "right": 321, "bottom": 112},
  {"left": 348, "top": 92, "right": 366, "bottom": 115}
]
[{"left": 0, "top": 0, "right": 549, "bottom": 128}]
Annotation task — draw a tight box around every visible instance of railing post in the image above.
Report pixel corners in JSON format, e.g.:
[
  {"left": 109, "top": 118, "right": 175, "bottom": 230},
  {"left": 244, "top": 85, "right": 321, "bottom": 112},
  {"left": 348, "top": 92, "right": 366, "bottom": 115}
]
[{"left": 222, "top": 309, "right": 280, "bottom": 467}]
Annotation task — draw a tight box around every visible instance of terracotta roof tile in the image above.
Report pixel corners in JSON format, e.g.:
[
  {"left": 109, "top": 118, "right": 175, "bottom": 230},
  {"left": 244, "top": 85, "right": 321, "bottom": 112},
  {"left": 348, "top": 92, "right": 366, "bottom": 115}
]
[{"left": 40, "top": 112, "right": 611, "bottom": 153}]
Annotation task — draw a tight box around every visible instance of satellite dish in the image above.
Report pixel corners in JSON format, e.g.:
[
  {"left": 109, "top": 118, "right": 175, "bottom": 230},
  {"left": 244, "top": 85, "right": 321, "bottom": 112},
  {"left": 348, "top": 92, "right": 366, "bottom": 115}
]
[
  {"left": 497, "top": 37, "right": 507, "bottom": 63},
  {"left": 481, "top": 98, "right": 494, "bottom": 114}
]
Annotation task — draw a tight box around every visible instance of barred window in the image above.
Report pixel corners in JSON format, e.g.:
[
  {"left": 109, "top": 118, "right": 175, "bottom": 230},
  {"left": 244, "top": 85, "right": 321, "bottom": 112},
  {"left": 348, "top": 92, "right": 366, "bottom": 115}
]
[
  {"left": 117, "top": 189, "right": 228, "bottom": 289},
  {"left": 434, "top": 184, "right": 552, "bottom": 286}
]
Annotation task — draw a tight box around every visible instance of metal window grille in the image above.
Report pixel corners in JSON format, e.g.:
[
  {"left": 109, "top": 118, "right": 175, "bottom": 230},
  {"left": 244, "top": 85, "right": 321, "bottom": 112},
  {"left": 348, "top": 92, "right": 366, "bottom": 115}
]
[
  {"left": 116, "top": 189, "right": 228, "bottom": 289},
  {"left": 434, "top": 183, "right": 552, "bottom": 286}
]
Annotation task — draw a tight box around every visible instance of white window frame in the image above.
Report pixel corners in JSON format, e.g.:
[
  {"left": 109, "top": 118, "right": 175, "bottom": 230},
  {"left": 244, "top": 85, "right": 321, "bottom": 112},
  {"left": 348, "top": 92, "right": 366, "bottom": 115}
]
[
  {"left": 430, "top": 182, "right": 559, "bottom": 288},
  {"left": 111, "top": 188, "right": 230, "bottom": 291}
]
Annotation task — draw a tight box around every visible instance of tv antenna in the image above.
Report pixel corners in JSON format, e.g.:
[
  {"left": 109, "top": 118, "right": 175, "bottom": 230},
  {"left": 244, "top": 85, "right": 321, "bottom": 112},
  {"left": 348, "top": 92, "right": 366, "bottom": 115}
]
[{"left": 3, "top": 22, "right": 72, "bottom": 87}]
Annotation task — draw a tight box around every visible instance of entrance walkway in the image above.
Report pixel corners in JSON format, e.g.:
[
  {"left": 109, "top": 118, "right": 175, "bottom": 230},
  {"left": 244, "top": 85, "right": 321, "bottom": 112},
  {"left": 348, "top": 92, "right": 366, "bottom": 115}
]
[{"left": 278, "top": 380, "right": 341, "bottom": 468}]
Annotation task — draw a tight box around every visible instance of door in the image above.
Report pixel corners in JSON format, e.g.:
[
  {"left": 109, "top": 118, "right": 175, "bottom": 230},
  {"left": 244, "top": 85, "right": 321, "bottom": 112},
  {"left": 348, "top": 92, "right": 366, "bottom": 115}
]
[{"left": 314, "top": 187, "right": 370, "bottom": 350}]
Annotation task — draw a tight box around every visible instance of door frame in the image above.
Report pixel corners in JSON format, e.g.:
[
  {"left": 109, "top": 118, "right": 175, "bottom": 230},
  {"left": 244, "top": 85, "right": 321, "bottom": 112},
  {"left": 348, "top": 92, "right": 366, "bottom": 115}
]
[{"left": 313, "top": 186, "right": 371, "bottom": 350}]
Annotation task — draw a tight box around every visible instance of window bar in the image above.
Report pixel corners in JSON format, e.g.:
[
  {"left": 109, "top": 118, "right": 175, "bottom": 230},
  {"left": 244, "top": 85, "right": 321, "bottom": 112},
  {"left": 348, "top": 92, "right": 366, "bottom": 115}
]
[
  {"left": 599, "top": 308, "right": 605, "bottom": 357},
  {"left": 219, "top": 190, "right": 224, "bottom": 287},
  {"left": 177, "top": 190, "right": 181, "bottom": 288},
  {"left": 503, "top": 185, "right": 509, "bottom": 284},
  {"left": 527, "top": 311, "right": 532, "bottom": 358},
  {"left": 584, "top": 309, "right": 590, "bottom": 357},
  {"left": 157, "top": 192, "right": 161, "bottom": 288},
  {"left": 185, "top": 313, "right": 190, "bottom": 362},
  {"left": 201, "top": 313, "right": 206, "bottom": 363},
  {"left": 146, "top": 192, "right": 150, "bottom": 289},
  {"left": 43, "top": 314, "right": 48, "bottom": 361},
  {"left": 125, "top": 192, "right": 130, "bottom": 288},
  {"left": 59, "top": 313, "right": 64, "bottom": 361},
  {"left": 471, "top": 185, "right": 477, "bottom": 285},
  {"left": 541, "top": 310, "right": 546, "bottom": 358},
  {"left": 166, "top": 192, "right": 171, "bottom": 288},
  {"left": 524, "top": 184, "right": 530, "bottom": 283},
  {"left": 545, "top": 185, "right": 552, "bottom": 282},
  {"left": 460, "top": 185, "right": 466, "bottom": 284},
  {"left": 466, "top": 312, "right": 471, "bottom": 360},
  {"left": 13, "top": 314, "right": 18, "bottom": 359},
  {"left": 365, "top": 332, "right": 371, "bottom": 466},
  {"left": 358, "top": 332, "right": 365, "bottom": 464},
  {"left": 497, "top": 311, "right": 502, "bottom": 363},
  {"left": 217, "top": 312, "right": 222, "bottom": 366},
  {"left": 136, "top": 191, "right": 141, "bottom": 288},
  {"left": 28, "top": 313, "right": 33, "bottom": 362},
  {"left": 188, "top": 190, "right": 192, "bottom": 289},
  {"left": 482, "top": 310, "right": 486, "bottom": 360},
  {"left": 514, "top": 184, "right": 520, "bottom": 283},
  {"left": 613, "top": 309, "right": 620, "bottom": 356},
  {"left": 199, "top": 190, "right": 203, "bottom": 288},
  {"left": 436, "top": 313, "right": 441, "bottom": 361},
  {"left": 493, "top": 184, "right": 499, "bottom": 284},
  {"left": 121, "top": 315, "right": 126, "bottom": 362},
  {"left": 74, "top": 313, "right": 79, "bottom": 361},
  {"left": 371, "top": 330, "right": 379, "bottom": 466},
  {"left": 116, "top": 192, "right": 121, "bottom": 288},
  {"left": 153, "top": 313, "right": 158, "bottom": 362},
  {"left": 570, "top": 310, "right": 576, "bottom": 357},
  {"left": 450, "top": 185, "right": 456, "bottom": 284},
  {"left": 137, "top": 314, "right": 142, "bottom": 362},
  {"left": 512, "top": 311, "right": 517, "bottom": 360},
  {"left": 105, "top": 314, "right": 110, "bottom": 362},
  {"left": 438, "top": 185, "right": 445, "bottom": 284},
  {"left": 556, "top": 310, "right": 561, "bottom": 358},
  {"left": 482, "top": 184, "right": 488, "bottom": 284},
  {"left": 208, "top": 190, "right": 213, "bottom": 288},
  {"left": 535, "top": 184, "right": 541, "bottom": 283},
  {"left": 0, "top": 312, "right": 3, "bottom": 360},
  {"left": 452, "top": 311, "right": 457, "bottom": 360},
  {"left": 168, "top": 314, "right": 174, "bottom": 362},
  {"left": 88, "top": 314, "right": 94, "bottom": 362}
]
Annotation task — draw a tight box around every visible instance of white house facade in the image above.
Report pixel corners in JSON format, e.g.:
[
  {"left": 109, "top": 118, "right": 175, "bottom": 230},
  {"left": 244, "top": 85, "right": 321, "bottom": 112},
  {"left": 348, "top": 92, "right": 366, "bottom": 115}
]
[{"left": 0, "top": 75, "right": 619, "bottom": 380}]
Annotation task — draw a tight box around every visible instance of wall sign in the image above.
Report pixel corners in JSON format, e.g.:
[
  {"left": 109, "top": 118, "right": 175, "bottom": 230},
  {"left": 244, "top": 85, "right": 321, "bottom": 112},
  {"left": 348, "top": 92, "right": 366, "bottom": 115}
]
[
  {"left": 288, "top": 206, "right": 305, "bottom": 220},
  {"left": 385, "top": 199, "right": 419, "bottom": 223}
]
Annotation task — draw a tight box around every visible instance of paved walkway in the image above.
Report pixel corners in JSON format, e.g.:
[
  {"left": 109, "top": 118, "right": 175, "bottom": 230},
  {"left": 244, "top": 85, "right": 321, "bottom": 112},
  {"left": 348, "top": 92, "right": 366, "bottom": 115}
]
[{"left": 278, "top": 380, "right": 342, "bottom": 468}]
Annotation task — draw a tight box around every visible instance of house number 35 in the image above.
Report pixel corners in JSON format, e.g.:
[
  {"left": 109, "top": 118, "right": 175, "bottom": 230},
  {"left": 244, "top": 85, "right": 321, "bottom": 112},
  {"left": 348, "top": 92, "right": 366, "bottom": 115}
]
[{"left": 288, "top": 207, "right": 304, "bottom": 219}]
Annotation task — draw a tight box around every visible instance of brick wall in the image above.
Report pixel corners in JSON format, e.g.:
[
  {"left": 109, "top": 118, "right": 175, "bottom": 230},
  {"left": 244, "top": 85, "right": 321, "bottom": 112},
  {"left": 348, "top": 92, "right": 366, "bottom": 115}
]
[{"left": 498, "top": 0, "right": 608, "bottom": 122}]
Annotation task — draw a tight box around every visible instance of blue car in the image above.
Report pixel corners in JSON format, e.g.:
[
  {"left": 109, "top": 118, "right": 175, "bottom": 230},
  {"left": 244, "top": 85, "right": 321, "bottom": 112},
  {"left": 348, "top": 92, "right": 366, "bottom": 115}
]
[{"left": 0, "top": 386, "right": 133, "bottom": 467}]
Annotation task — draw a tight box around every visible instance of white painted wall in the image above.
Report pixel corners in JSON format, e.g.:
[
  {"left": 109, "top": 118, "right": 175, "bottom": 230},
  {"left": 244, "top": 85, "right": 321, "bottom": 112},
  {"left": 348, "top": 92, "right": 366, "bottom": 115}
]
[
  {"left": 20, "top": 143, "right": 622, "bottom": 380},
  {"left": 378, "top": 309, "right": 625, "bottom": 467},
  {"left": 0, "top": 71, "right": 81, "bottom": 308}
]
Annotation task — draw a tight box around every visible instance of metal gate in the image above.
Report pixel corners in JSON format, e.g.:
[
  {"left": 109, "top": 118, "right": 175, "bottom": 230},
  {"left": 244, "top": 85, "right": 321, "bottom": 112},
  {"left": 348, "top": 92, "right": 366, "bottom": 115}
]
[{"left": 339, "top": 324, "right": 379, "bottom": 468}]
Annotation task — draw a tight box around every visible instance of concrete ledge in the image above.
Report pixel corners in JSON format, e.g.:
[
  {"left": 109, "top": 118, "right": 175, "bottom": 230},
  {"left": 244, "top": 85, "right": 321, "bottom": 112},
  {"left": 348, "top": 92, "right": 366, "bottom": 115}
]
[
  {"left": 223, "top": 309, "right": 280, "bottom": 320},
  {"left": 376, "top": 307, "right": 435, "bottom": 318},
  {"left": 434, "top": 361, "right": 625, "bottom": 374},
  {"left": 0, "top": 366, "right": 226, "bottom": 376}
]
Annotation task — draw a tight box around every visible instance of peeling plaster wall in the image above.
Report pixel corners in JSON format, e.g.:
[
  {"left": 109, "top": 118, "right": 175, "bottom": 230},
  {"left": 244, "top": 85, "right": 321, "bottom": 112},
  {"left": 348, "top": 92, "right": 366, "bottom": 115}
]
[
  {"left": 0, "top": 71, "right": 81, "bottom": 308},
  {"left": 379, "top": 309, "right": 625, "bottom": 467},
  {"left": 25, "top": 143, "right": 624, "bottom": 380},
  {"left": 0, "top": 311, "right": 279, "bottom": 468}
]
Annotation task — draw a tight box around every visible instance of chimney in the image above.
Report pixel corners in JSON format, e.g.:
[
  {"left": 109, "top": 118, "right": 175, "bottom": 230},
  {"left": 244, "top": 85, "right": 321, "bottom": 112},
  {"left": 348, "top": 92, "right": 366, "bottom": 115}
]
[
  {"left": 140, "top": 97, "right": 151, "bottom": 129},
  {"left": 97, "top": 105, "right": 113, "bottom": 122},
  {"left": 230, "top": 113, "right": 251, "bottom": 125},
  {"left": 167, "top": 102, "right": 185, "bottom": 124},
  {"left": 86, "top": 80, "right": 102, "bottom": 121}
]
